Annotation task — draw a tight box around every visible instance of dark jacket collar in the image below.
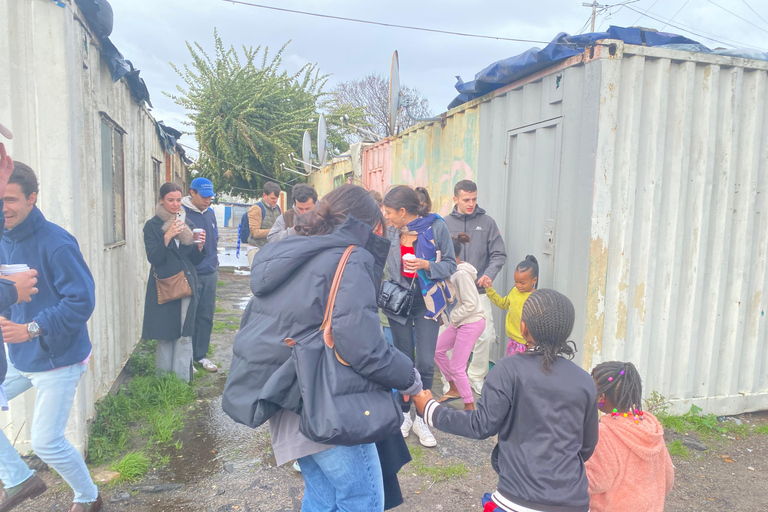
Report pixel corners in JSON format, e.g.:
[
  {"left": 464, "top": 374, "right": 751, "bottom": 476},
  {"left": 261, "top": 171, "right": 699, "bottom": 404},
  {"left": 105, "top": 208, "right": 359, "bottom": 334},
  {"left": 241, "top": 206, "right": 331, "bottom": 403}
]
[
  {"left": 449, "top": 204, "right": 486, "bottom": 221},
  {"left": 4, "top": 206, "right": 45, "bottom": 242}
]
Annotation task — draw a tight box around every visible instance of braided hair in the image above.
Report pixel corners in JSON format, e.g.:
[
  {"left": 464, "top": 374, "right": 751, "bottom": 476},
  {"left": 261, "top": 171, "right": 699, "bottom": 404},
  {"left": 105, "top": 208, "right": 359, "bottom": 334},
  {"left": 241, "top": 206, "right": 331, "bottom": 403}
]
[
  {"left": 516, "top": 255, "right": 539, "bottom": 289},
  {"left": 592, "top": 361, "right": 643, "bottom": 414},
  {"left": 520, "top": 289, "right": 577, "bottom": 373}
]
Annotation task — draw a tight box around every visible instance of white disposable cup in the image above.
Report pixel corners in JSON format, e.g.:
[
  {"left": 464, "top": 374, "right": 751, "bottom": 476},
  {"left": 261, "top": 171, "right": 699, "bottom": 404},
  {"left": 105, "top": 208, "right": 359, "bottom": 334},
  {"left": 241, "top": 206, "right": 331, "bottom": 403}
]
[
  {"left": 0, "top": 264, "right": 30, "bottom": 276},
  {"left": 193, "top": 229, "right": 204, "bottom": 244},
  {"left": 402, "top": 253, "right": 416, "bottom": 266}
]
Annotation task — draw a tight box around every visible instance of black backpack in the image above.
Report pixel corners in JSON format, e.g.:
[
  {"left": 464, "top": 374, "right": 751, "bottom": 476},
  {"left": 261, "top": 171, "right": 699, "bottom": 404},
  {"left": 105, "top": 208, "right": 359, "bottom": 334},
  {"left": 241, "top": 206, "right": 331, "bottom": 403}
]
[{"left": 238, "top": 211, "right": 250, "bottom": 244}]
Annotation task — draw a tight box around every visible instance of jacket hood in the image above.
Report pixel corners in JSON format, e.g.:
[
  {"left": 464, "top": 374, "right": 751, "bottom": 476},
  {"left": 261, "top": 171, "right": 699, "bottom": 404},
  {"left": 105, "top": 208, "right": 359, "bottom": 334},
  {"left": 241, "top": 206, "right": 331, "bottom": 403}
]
[
  {"left": 449, "top": 204, "right": 486, "bottom": 221},
  {"left": 602, "top": 411, "right": 667, "bottom": 461},
  {"left": 182, "top": 195, "right": 207, "bottom": 214},
  {"left": 251, "top": 215, "right": 390, "bottom": 296},
  {"left": 456, "top": 261, "right": 478, "bottom": 281}
]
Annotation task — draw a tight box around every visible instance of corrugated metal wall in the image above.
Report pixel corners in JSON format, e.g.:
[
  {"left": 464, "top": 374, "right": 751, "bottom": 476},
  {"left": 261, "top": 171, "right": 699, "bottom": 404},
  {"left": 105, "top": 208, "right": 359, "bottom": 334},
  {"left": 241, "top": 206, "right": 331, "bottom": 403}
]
[
  {"left": 584, "top": 43, "right": 768, "bottom": 414},
  {"left": 0, "top": 1, "right": 182, "bottom": 453}
]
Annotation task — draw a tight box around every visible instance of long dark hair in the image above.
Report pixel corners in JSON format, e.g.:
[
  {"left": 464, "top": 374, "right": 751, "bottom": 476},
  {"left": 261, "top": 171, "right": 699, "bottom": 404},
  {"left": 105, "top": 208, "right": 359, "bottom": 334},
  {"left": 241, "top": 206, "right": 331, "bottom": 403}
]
[
  {"left": 521, "top": 289, "right": 577, "bottom": 373},
  {"left": 592, "top": 361, "right": 643, "bottom": 414},
  {"left": 295, "top": 184, "right": 383, "bottom": 236},
  {"left": 383, "top": 185, "right": 429, "bottom": 217},
  {"left": 159, "top": 182, "right": 182, "bottom": 200}
]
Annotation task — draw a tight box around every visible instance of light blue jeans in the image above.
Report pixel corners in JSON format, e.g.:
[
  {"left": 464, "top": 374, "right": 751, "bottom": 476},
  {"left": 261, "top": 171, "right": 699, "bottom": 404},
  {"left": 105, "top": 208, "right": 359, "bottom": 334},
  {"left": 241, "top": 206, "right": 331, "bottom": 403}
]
[
  {"left": 298, "top": 443, "right": 384, "bottom": 512},
  {"left": 0, "top": 361, "right": 98, "bottom": 502}
]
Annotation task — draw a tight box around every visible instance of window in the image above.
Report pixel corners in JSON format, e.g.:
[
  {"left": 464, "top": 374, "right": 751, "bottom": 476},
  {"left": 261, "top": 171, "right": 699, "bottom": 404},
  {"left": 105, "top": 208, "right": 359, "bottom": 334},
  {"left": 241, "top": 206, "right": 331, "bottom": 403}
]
[
  {"left": 152, "top": 158, "right": 163, "bottom": 200},
  {"left": 100, "top": 115, "right": 126, "bottom": 245}
]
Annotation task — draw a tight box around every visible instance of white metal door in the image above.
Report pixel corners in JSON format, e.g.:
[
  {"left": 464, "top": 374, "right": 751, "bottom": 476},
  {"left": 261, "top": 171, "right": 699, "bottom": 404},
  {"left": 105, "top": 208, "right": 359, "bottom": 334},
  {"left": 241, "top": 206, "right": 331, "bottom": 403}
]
[{"left": 505, "top": 117, "right": 563, "bottom": 288}]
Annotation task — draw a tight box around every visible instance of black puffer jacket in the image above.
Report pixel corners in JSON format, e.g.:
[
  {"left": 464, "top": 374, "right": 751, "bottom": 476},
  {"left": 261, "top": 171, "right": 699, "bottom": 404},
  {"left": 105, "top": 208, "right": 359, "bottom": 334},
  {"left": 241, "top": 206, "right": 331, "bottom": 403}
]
[{"left": 223, "top": 216, "right": 415, "bottom": 428}]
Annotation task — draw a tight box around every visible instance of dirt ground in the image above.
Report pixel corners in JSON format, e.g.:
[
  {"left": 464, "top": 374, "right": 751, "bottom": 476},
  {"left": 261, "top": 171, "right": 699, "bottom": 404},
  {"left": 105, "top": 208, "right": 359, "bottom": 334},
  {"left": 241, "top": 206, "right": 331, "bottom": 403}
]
[{"left": 10, "top": 237, "right": 768, "bottom": 511}]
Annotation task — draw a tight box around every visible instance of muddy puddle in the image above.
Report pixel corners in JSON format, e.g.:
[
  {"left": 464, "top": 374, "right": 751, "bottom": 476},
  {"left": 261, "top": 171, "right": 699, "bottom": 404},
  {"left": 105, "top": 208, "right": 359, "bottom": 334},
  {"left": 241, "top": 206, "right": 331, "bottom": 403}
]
[
  {"left": 153, "top": 377, "right": 276, "bottom": 489},
  {"left": 218, "top": 245, "right": 250, "bottom": 270}
]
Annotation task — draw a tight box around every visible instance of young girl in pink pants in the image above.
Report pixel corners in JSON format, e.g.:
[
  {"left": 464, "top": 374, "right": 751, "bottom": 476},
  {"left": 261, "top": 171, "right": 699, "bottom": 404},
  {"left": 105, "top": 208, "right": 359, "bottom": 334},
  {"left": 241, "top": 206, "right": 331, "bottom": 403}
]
[{"left": 434, "top": 234, "right": 485, "bottom": 410}]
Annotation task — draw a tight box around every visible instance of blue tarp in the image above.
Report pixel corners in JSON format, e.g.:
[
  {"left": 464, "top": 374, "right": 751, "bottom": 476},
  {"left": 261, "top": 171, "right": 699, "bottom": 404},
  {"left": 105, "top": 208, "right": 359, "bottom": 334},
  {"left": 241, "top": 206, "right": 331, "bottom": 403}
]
[{"left": 448, "top": 25, "right": 765, "bottom": 110}]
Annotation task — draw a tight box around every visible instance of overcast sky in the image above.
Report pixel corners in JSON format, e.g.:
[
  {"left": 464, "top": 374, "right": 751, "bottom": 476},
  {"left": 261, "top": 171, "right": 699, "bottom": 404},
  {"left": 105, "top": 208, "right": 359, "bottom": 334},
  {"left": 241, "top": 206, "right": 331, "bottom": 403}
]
[{"left": 107, "top": 0, "right": 768, "bottom": 136}]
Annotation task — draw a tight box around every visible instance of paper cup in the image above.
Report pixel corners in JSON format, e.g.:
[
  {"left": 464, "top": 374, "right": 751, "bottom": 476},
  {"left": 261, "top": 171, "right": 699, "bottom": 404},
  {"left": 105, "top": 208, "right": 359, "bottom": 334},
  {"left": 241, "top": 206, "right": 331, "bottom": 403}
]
[
  {"left": 0, "top": 264, "right": 30, "bottom": 275},
  {"left": 402, "top": 253, "right": 416, "bottom": 267},
  {"left": 193, "top": 229, "right": 204, "bottom": 244}
]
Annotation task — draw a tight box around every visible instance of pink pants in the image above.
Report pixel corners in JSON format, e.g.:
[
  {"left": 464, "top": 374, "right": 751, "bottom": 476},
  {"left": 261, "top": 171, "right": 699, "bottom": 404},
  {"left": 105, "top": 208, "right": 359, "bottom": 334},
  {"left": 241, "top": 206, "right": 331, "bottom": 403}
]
[{"left": 434, "top": 318, "right": 486, "bottom": 403}]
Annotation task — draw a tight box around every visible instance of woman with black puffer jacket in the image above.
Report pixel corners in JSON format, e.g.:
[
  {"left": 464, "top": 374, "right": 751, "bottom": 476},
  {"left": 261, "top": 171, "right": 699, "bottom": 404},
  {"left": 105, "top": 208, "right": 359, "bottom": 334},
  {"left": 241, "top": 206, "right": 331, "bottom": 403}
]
[{"left": 223, "top": 185, "right": 422, "bottom": 512}]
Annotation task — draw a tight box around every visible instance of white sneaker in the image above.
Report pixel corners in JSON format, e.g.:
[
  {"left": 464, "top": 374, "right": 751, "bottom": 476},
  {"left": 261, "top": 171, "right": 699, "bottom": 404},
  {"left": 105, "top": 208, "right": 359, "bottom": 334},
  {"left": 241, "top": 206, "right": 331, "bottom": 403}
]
[
  {"left": 292, "top": 461, "right": 301, "bottom": 472},
  {"left": 470, "top": 379, "right": 484, "bottom": 394},
  {"left": 198, "top": 358, "right": 218, "bottom": 373},
  {"left": 442, "top": 381, "right": 450, "bottom": 395},
  {"left": 400, "top": 412, "right": 413, "bottom": 438},
  {"left": 412, "top": 416, "right": 437, "bottom": 447}
]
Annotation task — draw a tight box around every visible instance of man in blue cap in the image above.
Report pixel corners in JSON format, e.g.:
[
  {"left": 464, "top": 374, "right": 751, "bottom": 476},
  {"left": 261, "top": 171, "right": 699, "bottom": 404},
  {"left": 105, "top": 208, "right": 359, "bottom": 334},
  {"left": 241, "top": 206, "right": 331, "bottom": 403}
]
[{"left": 182, "top": 177, "right": 219, "bottom": 372}]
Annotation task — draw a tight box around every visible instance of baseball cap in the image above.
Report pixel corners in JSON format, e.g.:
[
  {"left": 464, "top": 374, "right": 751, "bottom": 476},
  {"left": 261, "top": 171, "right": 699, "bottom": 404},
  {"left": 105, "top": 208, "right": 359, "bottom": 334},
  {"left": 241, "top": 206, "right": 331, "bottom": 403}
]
[
  {"left": 190, "top": 177, "right": 214, "bottom": 197},
  {"left": 0, "top": 121, "right": 12, "bottom": 140}
]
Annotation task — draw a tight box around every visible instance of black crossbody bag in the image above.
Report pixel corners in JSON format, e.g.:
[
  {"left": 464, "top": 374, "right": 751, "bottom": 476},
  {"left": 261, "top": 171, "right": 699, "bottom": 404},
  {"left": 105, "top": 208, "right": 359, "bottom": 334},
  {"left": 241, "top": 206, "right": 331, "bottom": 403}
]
[{"left": 377, "top": 277, "right": 416, "bottom": 317}]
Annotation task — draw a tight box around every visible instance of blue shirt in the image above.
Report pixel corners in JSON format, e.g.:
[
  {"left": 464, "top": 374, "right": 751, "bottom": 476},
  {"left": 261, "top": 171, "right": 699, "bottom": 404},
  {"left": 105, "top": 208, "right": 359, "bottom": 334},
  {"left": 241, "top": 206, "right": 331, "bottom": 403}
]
[{"left": 183, "top": 202, "right": 219, "bottom": 275}]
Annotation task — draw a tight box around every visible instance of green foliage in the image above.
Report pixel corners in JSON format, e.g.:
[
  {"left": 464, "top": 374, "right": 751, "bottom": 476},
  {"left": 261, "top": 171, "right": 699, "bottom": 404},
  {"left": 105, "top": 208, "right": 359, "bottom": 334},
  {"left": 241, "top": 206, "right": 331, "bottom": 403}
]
[
  {"left": 658, "top": 405, "right": 749, "bottom": 437},
  {"left": 643, "top": 390, "right": 670, "bottom": 417},
  {"left": 88, "top": 372, "right": 196, "bottom": 465},
  {"left": 166, "top": 30, "right": 364, "bottom": 197},
  {"left": 755, "top": 424, "right": 768, "bottom": 435},
  {"left": 667, "top": 439, "right": 690, "bottom": 459},
  {"left": 217, "top": 280, "right": 225, "bottom": 287},
  {"left": 128, "top": 339, "right": 157, "bottom": 377},
  {"left": 112, "top": 452, "right": 151, "bottom": 482}
]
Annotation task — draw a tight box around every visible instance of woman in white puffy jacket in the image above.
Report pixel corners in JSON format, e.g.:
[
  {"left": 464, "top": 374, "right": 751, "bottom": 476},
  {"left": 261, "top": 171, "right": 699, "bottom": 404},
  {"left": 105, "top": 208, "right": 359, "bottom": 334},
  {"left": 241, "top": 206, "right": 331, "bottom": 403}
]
[{"left": 434, "top": 233, "right": 486, "bottom": 410}]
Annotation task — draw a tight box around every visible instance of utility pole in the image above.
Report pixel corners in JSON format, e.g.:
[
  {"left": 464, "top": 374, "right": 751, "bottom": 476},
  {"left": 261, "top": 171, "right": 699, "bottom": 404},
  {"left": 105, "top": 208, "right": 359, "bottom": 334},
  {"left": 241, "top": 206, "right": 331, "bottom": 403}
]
[{"left": 582, "top": 1, "right": 606, "bottom": 32}]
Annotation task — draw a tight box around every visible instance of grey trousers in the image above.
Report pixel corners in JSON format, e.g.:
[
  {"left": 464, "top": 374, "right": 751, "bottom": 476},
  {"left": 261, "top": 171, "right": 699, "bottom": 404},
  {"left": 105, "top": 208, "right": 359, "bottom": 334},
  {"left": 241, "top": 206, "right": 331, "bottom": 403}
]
[
  {"left": 193, "top": 271, "right": 219, "bottom": 361},
  {"left": 156, "top": 296, "right": 193, "bottom": 382}
]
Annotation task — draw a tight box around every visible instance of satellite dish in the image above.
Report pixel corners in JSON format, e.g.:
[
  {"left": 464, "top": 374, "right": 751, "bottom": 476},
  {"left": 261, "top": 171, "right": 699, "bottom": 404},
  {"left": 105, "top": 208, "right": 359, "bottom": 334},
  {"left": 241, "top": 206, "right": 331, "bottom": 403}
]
[
  {"left": 302, "top": 130, "right": 312, "bottom": 174},
  {"left": 317, "top": 113, "right": 328, "bottom": 167},
  {"left": 389, "top": 50, "right": 400, "bottom": 137}
]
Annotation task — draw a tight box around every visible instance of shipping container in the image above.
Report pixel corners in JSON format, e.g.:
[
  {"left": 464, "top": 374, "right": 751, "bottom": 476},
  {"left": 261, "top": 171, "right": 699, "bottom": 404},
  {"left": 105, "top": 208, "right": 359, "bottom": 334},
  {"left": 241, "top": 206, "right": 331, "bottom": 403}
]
[{"left": 311, "top": 40, "right": 768, "bottom": 415}]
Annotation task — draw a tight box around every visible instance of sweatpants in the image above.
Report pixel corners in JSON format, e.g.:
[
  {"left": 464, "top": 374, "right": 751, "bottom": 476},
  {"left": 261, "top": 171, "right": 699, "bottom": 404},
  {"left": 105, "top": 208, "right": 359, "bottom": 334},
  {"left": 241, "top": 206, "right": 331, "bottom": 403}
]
[
  {"left": 434, "top": 319, "right": 485, "bottom": 403},
  {"left": 156, "top": 296, "right": 193, "bottom": 382}
]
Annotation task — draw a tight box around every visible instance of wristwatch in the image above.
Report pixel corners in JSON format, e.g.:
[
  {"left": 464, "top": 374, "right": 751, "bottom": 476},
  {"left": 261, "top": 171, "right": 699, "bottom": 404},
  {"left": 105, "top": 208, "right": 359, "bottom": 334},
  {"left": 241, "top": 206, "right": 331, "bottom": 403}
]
[{"left": 26, "top": 321, "right": 40, "bottom": 339}]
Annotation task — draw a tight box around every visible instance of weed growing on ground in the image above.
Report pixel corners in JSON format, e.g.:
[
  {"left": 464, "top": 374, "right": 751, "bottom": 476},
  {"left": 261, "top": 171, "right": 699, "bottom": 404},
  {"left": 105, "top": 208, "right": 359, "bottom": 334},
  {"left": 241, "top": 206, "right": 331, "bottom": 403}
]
[
  {"left": 88, "top": 340, "right": 197, "bottom": 467},
  {"left": 644, "top": 391, "right": 670, "bottom": 416},
  {"left": 217, "top": 280, "right": 226, "bottom": 287},
  {"left": 755, "top": 424, "right": 768, "bottom": 435},
  {"left": 407, "top": 445, "right": 468, "bottom": 483},
  {"left": 658, "top": 404, "right": 750, "bottom": 438},
  {"left": 215, "top": 306, "right": 225, "bottom": 313},
  {"left": 667, "top": 439, "right": 690, "bottom": 459},
  {"left": 212, "top": 320, "right": 239, "bottom": 333},
  {"left": 112, "top": 451, "right": 151, "bottom": 482}
]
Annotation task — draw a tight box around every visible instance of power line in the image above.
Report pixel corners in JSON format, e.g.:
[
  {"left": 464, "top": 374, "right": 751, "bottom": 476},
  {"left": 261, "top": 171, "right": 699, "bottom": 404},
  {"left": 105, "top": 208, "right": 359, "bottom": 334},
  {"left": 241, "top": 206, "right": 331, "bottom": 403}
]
[
  {"left": 631, "top": 0, "right": 661, "bottom": 26},
  {"left": 220, "top": 0, "right": 584, "bottom": 46},
  {"left": 178, "top": 142, "right": 302, "bottom": 187},
  {"left": 741, "top": 0, "right": 768, "bottom": 27},
  {"left": 660, "top": 0, "right": 691, "bottom": 31},
  {"left": 624, "top": 5, "right": 768, "bottom": 51},
  {"left": 705, "top": 0, "right": 768, "bottom": 36}
]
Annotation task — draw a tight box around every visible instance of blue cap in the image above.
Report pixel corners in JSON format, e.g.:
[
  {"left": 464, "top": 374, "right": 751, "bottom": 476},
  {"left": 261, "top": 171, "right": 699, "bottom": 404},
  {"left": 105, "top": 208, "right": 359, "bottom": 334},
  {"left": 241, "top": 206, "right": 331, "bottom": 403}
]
[{"left": 190, "top": 177, "right": 214, "bottom": 197}]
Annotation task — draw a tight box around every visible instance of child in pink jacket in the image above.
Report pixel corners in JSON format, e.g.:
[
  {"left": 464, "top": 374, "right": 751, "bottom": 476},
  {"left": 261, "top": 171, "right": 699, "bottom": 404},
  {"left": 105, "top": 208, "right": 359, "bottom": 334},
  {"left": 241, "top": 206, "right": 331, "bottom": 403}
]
[{"left": 586, "top": 361, "right": 675, "bottom": 512}]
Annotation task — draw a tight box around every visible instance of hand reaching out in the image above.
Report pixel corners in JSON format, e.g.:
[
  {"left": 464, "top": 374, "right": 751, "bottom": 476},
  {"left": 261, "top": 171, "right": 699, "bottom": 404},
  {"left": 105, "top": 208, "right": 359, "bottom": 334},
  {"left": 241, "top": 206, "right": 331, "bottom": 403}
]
[
  {"left": 412, "top": 389, "right": 434, "bottom": 417},
  {"left": 477, "top": 275, "right": 492, "bottom": 288}
]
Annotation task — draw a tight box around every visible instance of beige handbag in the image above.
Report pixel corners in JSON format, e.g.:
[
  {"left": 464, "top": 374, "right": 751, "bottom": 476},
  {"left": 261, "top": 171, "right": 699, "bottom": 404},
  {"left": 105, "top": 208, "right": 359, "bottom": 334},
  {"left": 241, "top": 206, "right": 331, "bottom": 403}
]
[{"left": 153, "top": 268, "right": 193, "bottom": 305}]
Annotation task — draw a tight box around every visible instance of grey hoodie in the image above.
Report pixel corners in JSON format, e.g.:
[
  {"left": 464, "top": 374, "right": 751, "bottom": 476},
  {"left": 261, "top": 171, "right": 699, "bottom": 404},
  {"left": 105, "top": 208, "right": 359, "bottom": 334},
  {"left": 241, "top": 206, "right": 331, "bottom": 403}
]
[{"left": 444, "top": 206, "right": 507, "bottom": 292}]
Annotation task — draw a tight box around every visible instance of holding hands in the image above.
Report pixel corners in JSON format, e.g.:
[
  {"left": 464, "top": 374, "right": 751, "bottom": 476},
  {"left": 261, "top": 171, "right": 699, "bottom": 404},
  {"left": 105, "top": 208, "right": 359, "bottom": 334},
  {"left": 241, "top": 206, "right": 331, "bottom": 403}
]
[
  {"left": 412, "top": 389, "right": 434, "bottom": 417},
  {"left": 477, "top": 275, "right": 492, "bottom": 288}
]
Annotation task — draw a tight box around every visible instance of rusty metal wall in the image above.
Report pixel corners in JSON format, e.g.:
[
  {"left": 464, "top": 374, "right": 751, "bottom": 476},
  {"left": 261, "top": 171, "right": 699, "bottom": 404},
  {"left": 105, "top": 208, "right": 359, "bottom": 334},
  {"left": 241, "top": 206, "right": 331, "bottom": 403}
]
[{"left": 583, "top": 42, "right": 768, "bottom": 415}]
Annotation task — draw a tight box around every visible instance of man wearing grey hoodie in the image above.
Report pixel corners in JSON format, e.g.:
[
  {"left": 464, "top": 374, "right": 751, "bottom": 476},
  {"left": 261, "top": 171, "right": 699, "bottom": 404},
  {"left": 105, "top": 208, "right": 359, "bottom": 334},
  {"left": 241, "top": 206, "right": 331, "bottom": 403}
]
[{"left": 443, "top": 180, "right": 507, "bottom": 394}]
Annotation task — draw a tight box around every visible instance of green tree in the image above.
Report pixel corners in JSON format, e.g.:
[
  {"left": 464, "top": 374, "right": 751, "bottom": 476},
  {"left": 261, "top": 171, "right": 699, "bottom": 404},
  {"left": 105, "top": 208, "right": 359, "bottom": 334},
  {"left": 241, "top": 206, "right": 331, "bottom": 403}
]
[{"left": 166, "top": 30, "right": 363, "bottom": 198}]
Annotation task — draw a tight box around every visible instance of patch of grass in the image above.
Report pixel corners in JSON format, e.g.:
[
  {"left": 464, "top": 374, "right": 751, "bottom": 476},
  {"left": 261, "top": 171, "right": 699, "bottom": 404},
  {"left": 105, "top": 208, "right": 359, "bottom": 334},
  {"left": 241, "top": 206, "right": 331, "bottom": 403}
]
[
  {"left": 658, "top": 404, "right": 750, "bottom": 438},
  {"left": 667, "top": 439, "right": 690, "bottom": 459},
  {"left": 217, "top": 280, "right": 226, "bottom": 287},
  {"left": 112, "top": 451, "right": 150, "bottom": 482},
  {"left": 212, "top": 320, "right": 239, "bottom": 333},
  {"left": 755, "top": 424, "right": 768, "bottom": 435},
  {"left": 88, "top": 373, "right": 196, "bottom": 465},
  {"left": 128, "top": 339, "right": 157, "bottom": 377},
  {"left": 407, "top": 445, "right": 468, "bottom": 482},
  {"left": 215, "top": 306, "right": 225, "bottom": 313}
]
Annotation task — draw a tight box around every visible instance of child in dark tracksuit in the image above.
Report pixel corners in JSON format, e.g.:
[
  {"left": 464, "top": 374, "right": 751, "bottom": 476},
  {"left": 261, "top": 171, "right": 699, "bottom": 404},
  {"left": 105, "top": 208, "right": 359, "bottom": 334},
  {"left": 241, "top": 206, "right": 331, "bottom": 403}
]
[{"left": 414, "top": 289, "right": 599, "bottom": 512}]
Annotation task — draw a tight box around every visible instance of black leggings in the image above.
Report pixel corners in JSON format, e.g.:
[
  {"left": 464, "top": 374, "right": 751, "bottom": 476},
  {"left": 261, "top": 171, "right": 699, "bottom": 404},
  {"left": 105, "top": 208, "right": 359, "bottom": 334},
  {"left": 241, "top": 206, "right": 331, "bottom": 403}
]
[{"left": 389, "top": 291, "right": 440, "bottom": 413}]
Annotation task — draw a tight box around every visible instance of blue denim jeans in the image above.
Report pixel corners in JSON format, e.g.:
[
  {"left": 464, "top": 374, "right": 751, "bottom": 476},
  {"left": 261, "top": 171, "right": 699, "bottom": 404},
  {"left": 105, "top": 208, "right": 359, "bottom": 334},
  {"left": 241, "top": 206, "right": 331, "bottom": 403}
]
[
  {"left": 0, "top": 361, "right": 98, "bottom": 502},
  {"left": 298, "top": 443, "right": 384, "bottom": 512}
]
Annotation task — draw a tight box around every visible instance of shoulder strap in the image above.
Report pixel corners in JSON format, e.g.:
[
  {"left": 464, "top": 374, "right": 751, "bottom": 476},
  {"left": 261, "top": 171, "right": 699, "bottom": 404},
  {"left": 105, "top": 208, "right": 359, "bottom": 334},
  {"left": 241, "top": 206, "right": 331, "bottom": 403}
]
[
  {"left": 257, "top": 201, "right": 266, "bottom": 219},
  {"left": 320, "top": 245, "right": 356, "bottom": 358}
]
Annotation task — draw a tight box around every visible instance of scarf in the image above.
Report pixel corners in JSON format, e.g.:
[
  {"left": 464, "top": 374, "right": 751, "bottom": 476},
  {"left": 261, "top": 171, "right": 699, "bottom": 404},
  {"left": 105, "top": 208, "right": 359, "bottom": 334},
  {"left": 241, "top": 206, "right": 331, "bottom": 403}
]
[
  {"left": 406, "top": 213, "right": 452, "bottom": 320},
  {"left": 156, "top": 202, "right": 195, "bottom": 246}
]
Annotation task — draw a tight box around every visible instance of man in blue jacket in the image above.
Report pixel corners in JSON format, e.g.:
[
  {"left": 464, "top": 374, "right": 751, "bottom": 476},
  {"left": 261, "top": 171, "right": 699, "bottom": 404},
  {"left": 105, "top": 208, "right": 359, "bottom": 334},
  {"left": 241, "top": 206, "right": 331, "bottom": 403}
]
[
  {"left": 0, "top": 161, "right": 101, "bottom": 512},
  {"left": 182, "top": 177, "right": 219, "bottom": 373}
]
